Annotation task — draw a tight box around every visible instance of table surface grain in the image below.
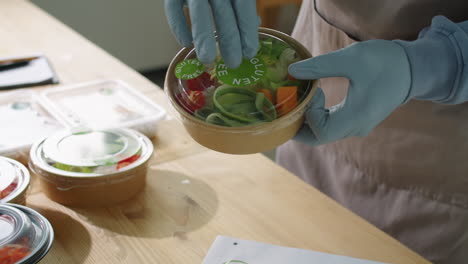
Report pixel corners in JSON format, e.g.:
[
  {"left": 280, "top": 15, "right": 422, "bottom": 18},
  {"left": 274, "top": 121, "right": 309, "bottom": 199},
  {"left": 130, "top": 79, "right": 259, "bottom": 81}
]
[{"left": 0, "top": 1, "right": 431, "bottom": 263}]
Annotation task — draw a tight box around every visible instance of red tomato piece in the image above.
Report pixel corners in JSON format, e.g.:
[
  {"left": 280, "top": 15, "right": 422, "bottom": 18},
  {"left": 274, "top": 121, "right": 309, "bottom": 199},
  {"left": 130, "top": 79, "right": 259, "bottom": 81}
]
[
  {"left": 188, "top": 91, "right": 205, "bottom": 111},
  {"left": 0, "top": 244, "right": 30, "bottom": 264},
  {"left": 116, "top": 155, "right": 141, "bottom": 170},
  {"left": 186, "top": 72, "right": 215, "bottom": 91},
  {"left": 176, "top": 91, "right": 205, "bottom": 113},
  {"left": 1, "top": 181, "right": 17, "bottom": 199}
]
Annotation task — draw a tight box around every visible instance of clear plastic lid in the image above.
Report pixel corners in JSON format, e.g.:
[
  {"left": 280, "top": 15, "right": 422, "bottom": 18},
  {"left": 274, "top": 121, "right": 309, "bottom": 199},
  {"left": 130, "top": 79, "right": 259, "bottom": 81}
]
[
  {"left": 0, "top": 204, "right": 53, "bottom": 264},
  {"left": 39, "top": 80, "right": 166, "bottom": 134},
  {"left": 0, "top": 90, "right": 62, "bottom": 156},
  {"left": 172, "top": 33, "right": 310, "bottom": 127},
  {"left": 0, "top": 159, "right": 16, "bottom": 193},
  {"left": 34, "top": 128, "right": 148, "bottom": 175},
  {"left": 0, "top": 157, "right": 30, "bottom": 203}
]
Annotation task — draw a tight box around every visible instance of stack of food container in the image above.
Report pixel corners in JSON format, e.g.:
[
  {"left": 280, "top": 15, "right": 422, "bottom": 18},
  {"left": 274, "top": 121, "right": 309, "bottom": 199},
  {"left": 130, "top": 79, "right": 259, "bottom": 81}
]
[
  {"left": 0, "top": 79, "right": 166, "bottom": 262},
  {"left": 0, "top": 203, "right": 53, "bottom": 263}
]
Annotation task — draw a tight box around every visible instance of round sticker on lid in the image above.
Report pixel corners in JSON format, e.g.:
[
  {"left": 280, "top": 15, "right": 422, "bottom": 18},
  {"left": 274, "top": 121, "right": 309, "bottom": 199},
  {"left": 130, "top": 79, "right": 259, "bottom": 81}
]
[
  {"left": 175, "top": 59, "right": 204, "bottom": 80},
  {"left": 216, "top": 57, "right": 266, "bottom": 87}
]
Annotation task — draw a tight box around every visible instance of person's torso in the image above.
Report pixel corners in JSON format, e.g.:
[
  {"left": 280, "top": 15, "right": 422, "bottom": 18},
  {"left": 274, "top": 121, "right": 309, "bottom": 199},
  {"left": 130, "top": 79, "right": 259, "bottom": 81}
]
[
  {"left": 277, "top": 0, "right": 468, "bottom": 262},
  {"left": 315, "top": 0, "right": 468, "bottom": 41}
]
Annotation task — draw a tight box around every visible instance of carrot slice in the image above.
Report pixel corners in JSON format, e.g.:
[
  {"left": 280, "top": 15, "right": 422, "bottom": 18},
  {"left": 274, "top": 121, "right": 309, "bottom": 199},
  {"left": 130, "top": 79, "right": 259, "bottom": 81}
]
[
  {"left": 257, "top": 89, "right": 274, "bottom": 104},
  {"left": 276, "top": 86, "right": 298, "bottom": 116}
]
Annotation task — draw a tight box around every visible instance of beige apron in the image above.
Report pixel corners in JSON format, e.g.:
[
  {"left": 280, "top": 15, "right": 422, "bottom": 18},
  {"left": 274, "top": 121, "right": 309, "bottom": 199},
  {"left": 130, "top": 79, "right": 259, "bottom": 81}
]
[{"left": 277, "top": 1, "right": 468, "bottom": 263}]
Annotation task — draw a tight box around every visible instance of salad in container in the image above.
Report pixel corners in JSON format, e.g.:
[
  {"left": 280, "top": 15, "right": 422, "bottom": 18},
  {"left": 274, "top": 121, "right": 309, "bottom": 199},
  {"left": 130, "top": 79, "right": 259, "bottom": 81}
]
[
  {"left": 0, "top": 157, "right": 30, "bottom": 205},
  {"left": 0, "top": 203, "right": 54, "bottom": 264},
  {"left": 29, "top": 128, "right": 153, "bottom": 207},
  {"left": 165, "top": 28, "right": 317, "bottom": 154}
]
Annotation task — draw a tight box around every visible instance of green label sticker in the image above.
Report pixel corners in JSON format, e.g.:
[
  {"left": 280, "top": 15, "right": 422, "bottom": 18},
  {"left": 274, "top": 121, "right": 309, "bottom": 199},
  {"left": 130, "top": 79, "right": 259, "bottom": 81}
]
[
  {"left": 175, "top": 59, "right": 204, "bottom": 80},
  {"left": 216, "top": 57, "right": 266, "bottom": 86}
]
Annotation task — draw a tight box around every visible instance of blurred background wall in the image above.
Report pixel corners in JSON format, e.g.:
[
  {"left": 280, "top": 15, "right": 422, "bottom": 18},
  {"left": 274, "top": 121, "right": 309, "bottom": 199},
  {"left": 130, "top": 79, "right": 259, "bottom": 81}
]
[{"left": 32, "top": 0, "right": 301, "bottom": 74}]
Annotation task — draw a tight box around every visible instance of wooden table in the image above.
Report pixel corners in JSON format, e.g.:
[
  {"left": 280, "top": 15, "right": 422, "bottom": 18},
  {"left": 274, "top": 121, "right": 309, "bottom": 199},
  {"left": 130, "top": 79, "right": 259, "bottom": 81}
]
[{"left": 0, "top": 1, "right": 431, "bottom": 263}]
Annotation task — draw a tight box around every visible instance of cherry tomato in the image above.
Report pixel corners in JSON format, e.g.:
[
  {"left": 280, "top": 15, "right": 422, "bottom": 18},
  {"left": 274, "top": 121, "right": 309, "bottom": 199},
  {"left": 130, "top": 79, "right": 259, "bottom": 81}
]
[
  {"left": 186, "top": 72, "right": 215, "bottom": 91},
  {"left": 1, "top": 181, "right": 17, "bottom": 199},
  {"left": 177, "top": 91, "right": 205, "bottom": 113},
  {"left": 116, "top": 155, "right": 141, "bottom": 170},
  {"left": 188, "top": 91, "right": 205, "bottom": 110},
  {"left": 0, "top": 244, "right": 30, "bottom": 264}
]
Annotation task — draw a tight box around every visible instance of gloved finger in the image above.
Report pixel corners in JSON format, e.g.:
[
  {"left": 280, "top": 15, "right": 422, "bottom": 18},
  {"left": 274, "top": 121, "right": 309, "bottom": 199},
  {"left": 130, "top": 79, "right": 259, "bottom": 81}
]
[
  {"left": 303, "top": 87, "right": 328, "bottom": 141},
  {"left": 257, "top": 16, "right": 262, "bottom": 27},
  {"left": 288, "top": 48, "right": 354, "bottom": 80},
  {"left": 306, "top": 87, "right": 358, "bottom": 143},
  {"left": 187, "top": 0, "right": 217, "bottom": 64},
  {"left": 211, "top": 0, "right": 243, "bottom": 68},
  {"left": 164, "top": 0, "right": 193, "bottom": 47},
  {"left": 292, "top": 88, "right": 325, "bottom": 145},
  {"left": 293, "top": 125, "right": 320, "bottom": 146},
  {"left": 232, "top": 0, "right": 259, "bottom": 59}
]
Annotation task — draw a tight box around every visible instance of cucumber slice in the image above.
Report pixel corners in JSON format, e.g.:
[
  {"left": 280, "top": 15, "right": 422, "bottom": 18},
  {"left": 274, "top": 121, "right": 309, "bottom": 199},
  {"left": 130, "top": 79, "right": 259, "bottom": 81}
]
[
  {"left": 213, "top": 86, "right": 261, "bottom": 123},
  {"left": 205, "top": 113, "right": 246, "bottom": 127},
  {"left": 255, "top": 93, "right": 277, "bottom": 121}
]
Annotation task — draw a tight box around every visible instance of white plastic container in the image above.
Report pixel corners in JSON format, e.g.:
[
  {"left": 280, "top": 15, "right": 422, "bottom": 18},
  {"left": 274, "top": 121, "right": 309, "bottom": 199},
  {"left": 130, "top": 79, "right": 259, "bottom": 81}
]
[
  {"left": 39, "top": 80, "right": 166, "bottom": 138},
  {"left": 0, "top": 156, "right": 30, "bottom": 205},
  {"left": 0, "top": 90, "right": 62, "bottom": 163},
  {"left": 0, "top": 80, "right": 165, "bottom": 163},
  {"left": 0, "top": 203, "right": 54, "bottom": 263}
]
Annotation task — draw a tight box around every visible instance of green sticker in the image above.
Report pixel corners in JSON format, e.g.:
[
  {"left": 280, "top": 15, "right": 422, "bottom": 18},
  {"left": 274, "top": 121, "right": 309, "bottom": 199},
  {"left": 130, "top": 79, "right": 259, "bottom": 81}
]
[
  {"left": 216, "top": 57, "right": 266, "bottom": 86},
  {"left": 175, "top": 59, "right": 204, "bottom": 80}
]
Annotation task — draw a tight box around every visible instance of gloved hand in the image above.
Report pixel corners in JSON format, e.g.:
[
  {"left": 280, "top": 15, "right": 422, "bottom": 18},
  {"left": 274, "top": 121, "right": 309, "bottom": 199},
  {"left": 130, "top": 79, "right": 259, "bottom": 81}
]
[
  {"left": 289, "top": 40, "right": 412, "bottom": 146},
  {"left": 165, "top": 0, "right": 259, "bottom": 68}
]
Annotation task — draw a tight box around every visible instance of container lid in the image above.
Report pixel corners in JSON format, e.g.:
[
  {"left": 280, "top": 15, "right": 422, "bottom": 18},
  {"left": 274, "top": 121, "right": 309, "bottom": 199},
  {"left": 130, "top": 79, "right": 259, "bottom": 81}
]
[
  {"left": 0, "top": 159, "right": 16, "bottom": 192},
  {"left": 39, "top": 80, "right": 166, "bottom": 134},
  {"left": 39, "top": 128, "right": 144, "bottom": 174},
  {"left": 31, "top": 128, "right": 152, "bottom": 176},
  {"left": 0, "top": 204, "right": 53, "bottom": 264},
  {"left": 172, "top": 33, "right": 310, "bottom": 128},
  {"left": 0, "top": 90, "right": 62, "bottom": 156},
  {"left": 0, "top": 157, "right": 30, "bottom": 203}
]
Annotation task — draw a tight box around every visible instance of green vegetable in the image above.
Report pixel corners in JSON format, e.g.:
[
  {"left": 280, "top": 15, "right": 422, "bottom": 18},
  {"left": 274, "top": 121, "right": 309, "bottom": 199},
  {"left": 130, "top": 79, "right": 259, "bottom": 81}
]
[
  {"left": 265, "top": 48, "right": 300, "bottom": 83},
  {"left": 54, "top": 162, "right": 96, "bottom": 173},
  {"left": 271, "top": 41, "right": 289, "bottom": 58},
  {"left": 255, "top": 92, "right": 277, "bottom": 121},
  {"left": 279, "top": 48, "right": 299, "bottom": 65},
  {"left": 205, "top": 113, "right": 247, "bottom": 127},
  {"left": 194, "top": 108, "right": 215, "bottom": 120},
  {"left": 213, "top": 86, "right": 260, "bottom": 123}
]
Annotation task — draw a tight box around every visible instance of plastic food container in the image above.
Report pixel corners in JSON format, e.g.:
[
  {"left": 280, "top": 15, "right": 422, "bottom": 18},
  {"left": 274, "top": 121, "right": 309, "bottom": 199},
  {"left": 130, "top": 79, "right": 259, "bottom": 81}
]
[
  {"left": 165, "top": 28, "right": 318, "bottom": 154},
  {"left": 29, "top": 128, "right": 153, "bottom": 207},
  {"left": 0, "top": 203, "right": 54, "bottom": 264},
  {"left": 0, "top": 157, "right": 30, "bottom": 205},
  {"left": 0, "top": 90, "right": 62, "bottom": 164},
  {"left": 39, "top": 80, "right": 166, "bottom": 139}
]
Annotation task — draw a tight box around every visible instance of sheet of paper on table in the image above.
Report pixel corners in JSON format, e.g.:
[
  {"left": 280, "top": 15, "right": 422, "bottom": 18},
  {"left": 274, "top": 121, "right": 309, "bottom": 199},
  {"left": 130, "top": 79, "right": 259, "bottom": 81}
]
[{"left": 202, "top": 236, "right": 390, "bottom": 264}]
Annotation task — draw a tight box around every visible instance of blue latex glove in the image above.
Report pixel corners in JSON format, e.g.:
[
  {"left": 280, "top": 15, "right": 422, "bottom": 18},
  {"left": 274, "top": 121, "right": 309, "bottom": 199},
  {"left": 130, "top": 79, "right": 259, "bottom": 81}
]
[
  {"left": 289, "top": 40, "right": 412, "bottom": 146},
  {"left": 291, "top": 16, "right": 468, "bottom": 146},
  {"left": 165, "top": 0, "right": 259, "bottom": 68}
]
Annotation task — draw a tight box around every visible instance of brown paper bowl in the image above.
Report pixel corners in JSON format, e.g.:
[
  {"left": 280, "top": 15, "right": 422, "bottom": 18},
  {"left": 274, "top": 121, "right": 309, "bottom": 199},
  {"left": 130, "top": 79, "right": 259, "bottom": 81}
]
[
  {"left": 31, "top": 162, "right": 148, "bottom": 207},
  {"left": 165, "top": 28, "right": 318, "bottom": 154},
  {"left": 28, "top": 131, "right": 153, "bottom": 207}
]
